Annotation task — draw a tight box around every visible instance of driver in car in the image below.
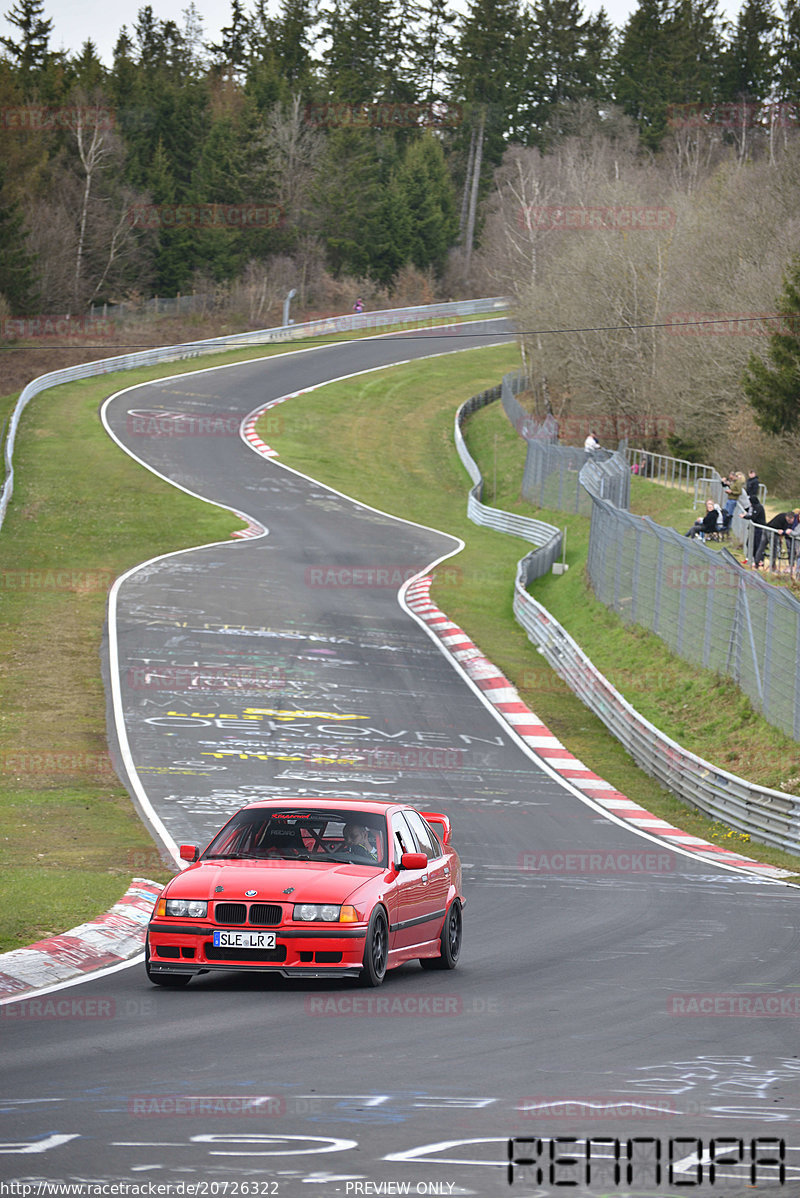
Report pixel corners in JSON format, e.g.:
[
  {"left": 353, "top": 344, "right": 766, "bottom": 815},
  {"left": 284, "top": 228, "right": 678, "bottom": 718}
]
[{"left": 343, "top": 822, "right": 377, "bottom": 860}]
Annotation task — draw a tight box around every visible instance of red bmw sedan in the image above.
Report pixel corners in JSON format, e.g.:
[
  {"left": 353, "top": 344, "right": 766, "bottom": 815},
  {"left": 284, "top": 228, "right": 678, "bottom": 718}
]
[{"left": 145, "top": 799, "right": 463, "bottom": 988}]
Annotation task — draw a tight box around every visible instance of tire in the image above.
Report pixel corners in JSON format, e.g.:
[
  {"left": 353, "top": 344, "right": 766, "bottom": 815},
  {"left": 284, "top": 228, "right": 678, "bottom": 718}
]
[
  {"left": 359, "top": 907, "right": 388, "bottom": 987},
  {"left": 145, "top": 937, "right": 192, "bottom": 987},
  {"left": 420, "top": 899, "right": 462, "bottom": 971}
]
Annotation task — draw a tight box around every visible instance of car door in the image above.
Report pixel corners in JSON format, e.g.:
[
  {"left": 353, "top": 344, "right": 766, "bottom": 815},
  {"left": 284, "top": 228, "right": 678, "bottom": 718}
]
[
  {"left": 388, "top": 811, "right": 432, "bottom": 952},
  {"left": 404, "top": 808, "right": 450, "bottom": 938}
]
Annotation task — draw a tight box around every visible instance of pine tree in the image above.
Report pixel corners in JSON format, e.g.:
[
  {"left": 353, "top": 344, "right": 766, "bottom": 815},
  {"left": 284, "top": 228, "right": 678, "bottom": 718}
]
[
  {"left": 453, "top": 0, "right": 524, "bottom": 127},
  {"left": 410, "top": 0, "right": 457, "bottom": 103},
  {"left": 145, "top": 137, "right": 194, "bottom": 292},
  {"left": 396, "top": 133, "right": 457, "bottom": 273},
  {"left": 720, "top": 0, "right": 778, "bottom": 100},
  {"left": 742, "top": 257, "right": 800, "bottom": 435},
  {"left": 274, "top": 0, "right": 317, "bottom": 88},
  {"left": 777, "top": 0, "right": 800, "bottom": 99},
  {"left": 68, "top": 40, "right": 105, "bottom": 90},
  {"left": 521, "top": 0, "right": 613, "bottom": 136},
  {"left": 0, "top": 0, "right": 52, "bottom": 74},
  {"left": 209, "top": 0, "right": 251, "bottom": 71},
  {"left": 451, "top": 0, "right": 525, "bottom": 267},
  {"left": 133, "top": 6, "right": 165, "bottom": 71},
  {"left": 321, "top": 0, "right": 400, "bottom": 102},
  {"left": 312, "top": 129, "right": 390, "bottom": 275},
  {"left": 614, "top": 0, "right": 723, "bottom": 149},
  {"left": 0, "top": 161, "right": 38, "bottom": 312},
  {"left": 372, "top": 170, "right": 413, "bottom": 281}
]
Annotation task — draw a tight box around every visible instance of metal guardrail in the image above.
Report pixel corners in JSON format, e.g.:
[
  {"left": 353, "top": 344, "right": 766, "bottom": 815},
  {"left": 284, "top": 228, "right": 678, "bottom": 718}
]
[
  {"left": 628, "top": 447, "right": 767, "bottom": 518},
  {"left": 454, "top": 385, "right": 562, "bottom": 580},
  {"left": 465, "top": 371, "right": 800, "bottom": 855},
  {"left": 742, "top": 521, "right": 800, "bottom": 572},
  {"left": 513, "top": 579, "right": 800, "bottom": 856},
  {"left": 627, "top": 448, "right": 715, "bottom": 500},
  {"left": 499, "top": 369, "right": 559, "bottom": 443},
  {"left": 1, "top": 297, "right": 509, "bottom": 530}
]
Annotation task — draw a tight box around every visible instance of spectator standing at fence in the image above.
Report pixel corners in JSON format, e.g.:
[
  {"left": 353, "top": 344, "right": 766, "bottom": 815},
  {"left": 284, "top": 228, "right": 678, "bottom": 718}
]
[
  {"left": 584, "top": 431, "right": 600, "bottom": 453},
  {"left": 723, "top": 471, "right": 742, "bottom": 521},
  {"left": 742, "top": 497, "right": 766, "bottom": 565},
  {"left": 353, "top": 297, "right": 364, "bottom": 313},
  {"left": 685, "top": 499, "right": 720, "bottom": 539},
  {"left": 752, "top": 508, "right": 800, "bottom": 569},
  {"left": 745, "top": 469, "right": 760, "bottom": 509}
]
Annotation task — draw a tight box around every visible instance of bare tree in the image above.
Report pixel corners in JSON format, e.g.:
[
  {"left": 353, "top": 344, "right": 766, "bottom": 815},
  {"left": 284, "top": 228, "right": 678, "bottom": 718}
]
[
  {"left": 63, "top": 96, "right": 122, "bottom": 307},
  {"left": 263, "top": 94, "right": 323, "bottom": 228}
]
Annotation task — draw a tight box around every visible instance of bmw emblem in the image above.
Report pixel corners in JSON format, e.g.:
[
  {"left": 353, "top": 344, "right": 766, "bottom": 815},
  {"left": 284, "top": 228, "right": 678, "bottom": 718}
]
[{"left": 244, "top": 889, "right": 258, "bottom": 897}]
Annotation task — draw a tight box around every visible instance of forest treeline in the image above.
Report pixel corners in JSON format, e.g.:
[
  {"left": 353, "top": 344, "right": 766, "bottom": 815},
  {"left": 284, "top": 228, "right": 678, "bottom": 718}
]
[
  {"left": 1, "top": 0, "right": 799, "bottom": 316},
  {"left": 3, "top": 0, "right": 800, "bottom": 481}
]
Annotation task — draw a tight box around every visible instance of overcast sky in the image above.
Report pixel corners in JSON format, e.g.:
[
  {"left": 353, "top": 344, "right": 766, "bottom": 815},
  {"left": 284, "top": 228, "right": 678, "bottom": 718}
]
[{"left": 1, "top": 0, "right": 746, "bottom": 69}]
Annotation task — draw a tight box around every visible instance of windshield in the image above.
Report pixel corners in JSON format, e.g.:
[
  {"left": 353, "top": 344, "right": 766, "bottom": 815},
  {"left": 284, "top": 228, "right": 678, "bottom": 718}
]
[{"left": 202, "top": 808, "right": 387, "bottom": 868}]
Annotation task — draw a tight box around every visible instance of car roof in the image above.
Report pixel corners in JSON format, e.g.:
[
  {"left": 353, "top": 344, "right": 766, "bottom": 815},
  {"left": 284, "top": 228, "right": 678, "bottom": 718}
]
[{"left": 239, "top": 798, "right": 407, "bottom": 817}]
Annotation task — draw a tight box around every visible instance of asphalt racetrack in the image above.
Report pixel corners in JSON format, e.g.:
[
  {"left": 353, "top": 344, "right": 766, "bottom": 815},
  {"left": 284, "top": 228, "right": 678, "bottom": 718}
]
[{"left": 3, "top": 321, "right": 800, "bottom": 1197}]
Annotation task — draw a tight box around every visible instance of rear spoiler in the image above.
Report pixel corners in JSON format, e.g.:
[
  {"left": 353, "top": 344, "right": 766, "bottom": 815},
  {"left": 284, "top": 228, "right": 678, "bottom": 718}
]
[{"left": 421, "top": 811, "right": 451, "bottom": 846}]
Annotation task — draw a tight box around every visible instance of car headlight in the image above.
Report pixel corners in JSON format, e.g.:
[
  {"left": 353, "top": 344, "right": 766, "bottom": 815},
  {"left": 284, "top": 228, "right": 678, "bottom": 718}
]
[
  {"left": 293, "top": 903, "right": 342, "bottom": 922},
  {"left": 164, "top": 898, "right": 208, "bottom": 918}
]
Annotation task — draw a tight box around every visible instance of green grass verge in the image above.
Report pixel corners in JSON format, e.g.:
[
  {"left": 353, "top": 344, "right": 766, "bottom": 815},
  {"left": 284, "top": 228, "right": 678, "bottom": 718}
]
[{"left": 257, "top": 351, "right": 800, "bottom": 875}]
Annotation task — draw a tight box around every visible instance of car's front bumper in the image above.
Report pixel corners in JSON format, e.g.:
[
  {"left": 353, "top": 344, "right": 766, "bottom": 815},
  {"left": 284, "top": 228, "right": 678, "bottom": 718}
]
[{"left": 147, "top": 920, "right": 368, "bottom": 978}]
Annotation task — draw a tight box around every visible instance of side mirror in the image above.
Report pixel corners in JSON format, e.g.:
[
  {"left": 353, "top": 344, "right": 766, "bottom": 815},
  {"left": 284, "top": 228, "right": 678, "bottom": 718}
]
[
  {"left": 179, "top": 844, "right": 199, "bottom": 862},
  {"left": 400, "top": 852, "right": 428, "bottom": 871}
]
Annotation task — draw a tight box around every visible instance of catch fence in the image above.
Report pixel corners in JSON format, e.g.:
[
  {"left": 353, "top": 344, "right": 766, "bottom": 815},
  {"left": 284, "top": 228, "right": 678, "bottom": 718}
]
[
  {"left": 502, "top": 372, "right": 627, "bottom": 514},
  {"left": 501, "top": 373, "right": 800, "bottom": 742},
  {"left": 480, "top": 371, "right": 800, "bottom": 850},
  {"left": 454, "top": 385, "right": 561, "bottom": 582},
  {"left": 458, "top": 375, "right": 800, "bottom": 854}
]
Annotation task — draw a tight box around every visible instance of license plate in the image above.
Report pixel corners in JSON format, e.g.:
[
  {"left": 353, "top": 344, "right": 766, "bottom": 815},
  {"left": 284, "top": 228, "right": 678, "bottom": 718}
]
[{"left": 213, "top": 930, "right": 277, "bottom": 949}]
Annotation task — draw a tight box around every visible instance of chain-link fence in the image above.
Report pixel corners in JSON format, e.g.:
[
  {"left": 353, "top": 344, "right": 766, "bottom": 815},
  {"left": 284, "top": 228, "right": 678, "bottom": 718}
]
[
  {"left": 500, "top": 369, "right": 559, "bottom": 443},
  {"left": 455, "top": 385, "right": 562, "bottom": 582},
  {"left": 503, "top": 372, "right": 626, "bottom": 514},
  {"left": 475, "top": 373, "right": 800, "bottom": 846},
  {"left": 498, "top": 372, "right": 800, "bottom": 740},
  {"left": 583, "top": 474, "right": 800, "bottom": 741}
]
